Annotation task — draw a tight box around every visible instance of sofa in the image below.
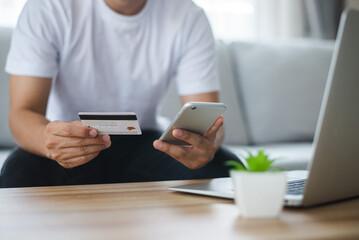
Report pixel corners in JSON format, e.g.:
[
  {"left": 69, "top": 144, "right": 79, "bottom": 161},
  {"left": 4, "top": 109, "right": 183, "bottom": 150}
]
[{"left": 0, "top": 27, "right": 334, "bottom": 171}]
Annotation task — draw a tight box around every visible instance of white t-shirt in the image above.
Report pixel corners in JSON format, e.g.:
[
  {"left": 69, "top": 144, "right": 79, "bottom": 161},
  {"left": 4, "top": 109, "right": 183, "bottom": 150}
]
[{"left": 6, "top": 0, "right": 219, "bottom": 130}]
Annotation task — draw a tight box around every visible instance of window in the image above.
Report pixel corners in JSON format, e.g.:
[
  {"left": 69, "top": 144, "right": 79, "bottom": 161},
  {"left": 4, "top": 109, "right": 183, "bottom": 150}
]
[
  {"left": 0, "top": 0, "right": 341, "bottom": 40},
  {"left": 193, "top": 0, "right": 257, "bottom": 41},
  {"left": 195, "top": 0, "right": 343, "bottom": 41}
]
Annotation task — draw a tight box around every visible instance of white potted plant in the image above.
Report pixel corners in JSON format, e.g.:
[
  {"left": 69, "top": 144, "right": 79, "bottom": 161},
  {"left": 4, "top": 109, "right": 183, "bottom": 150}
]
[{"left": 226, "top": 150, "right": 286, "bottom": 218}]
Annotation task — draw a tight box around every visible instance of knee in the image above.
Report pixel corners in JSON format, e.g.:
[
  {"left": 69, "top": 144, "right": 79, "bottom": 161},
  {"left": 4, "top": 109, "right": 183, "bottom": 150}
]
[
  {"left": 2, "top": 148, "right": 38, "bottom": 172},
  {"left": 0, "top": 148, "right": 50, "bottom": 188}
]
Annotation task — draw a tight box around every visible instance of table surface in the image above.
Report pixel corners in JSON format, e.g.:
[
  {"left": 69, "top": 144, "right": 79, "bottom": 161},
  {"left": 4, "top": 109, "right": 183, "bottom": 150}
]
[{"left": 1, "top": 179, "right": 359, "bottom": 240}]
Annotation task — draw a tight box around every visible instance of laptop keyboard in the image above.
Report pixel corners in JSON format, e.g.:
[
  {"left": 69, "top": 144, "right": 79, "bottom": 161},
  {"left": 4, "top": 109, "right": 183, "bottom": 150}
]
[{"left": 286, "top": 179, "right": 307, "bottom": 195}]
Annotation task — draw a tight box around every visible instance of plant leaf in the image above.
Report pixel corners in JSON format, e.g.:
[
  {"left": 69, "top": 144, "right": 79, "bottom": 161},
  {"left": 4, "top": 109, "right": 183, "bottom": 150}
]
[
  {"left": 241, "top": 149, "right": 280, "bottom": 172},
  {"left": 226, "top": 150, "right": 283, "bottom": 172},
  {"left": 225, "top": 160, "right": 246, "bottom": 171}
]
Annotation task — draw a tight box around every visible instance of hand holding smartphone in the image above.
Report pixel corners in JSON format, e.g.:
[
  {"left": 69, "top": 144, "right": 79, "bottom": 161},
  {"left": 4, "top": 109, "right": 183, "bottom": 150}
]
[{"left": 159, "top": 102, "right": 226, "bottom": 145}]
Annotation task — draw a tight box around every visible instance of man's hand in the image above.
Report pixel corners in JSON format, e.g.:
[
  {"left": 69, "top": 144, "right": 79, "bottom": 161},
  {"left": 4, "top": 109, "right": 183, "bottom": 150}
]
[
  {"left": 43, "top": 120, "right": 111, "bottom": 168},
  {"left": 153, "top": 115, "right": 224, "bottom": 169}
]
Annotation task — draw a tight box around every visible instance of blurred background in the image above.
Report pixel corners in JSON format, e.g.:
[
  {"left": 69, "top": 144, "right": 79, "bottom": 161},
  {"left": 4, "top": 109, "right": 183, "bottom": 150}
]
[
  {"left": 0, "top": 0, "right": 358, "bottom": 170},
  {"left": 0, "top": 0, "right": 358, "bottom": 41}
]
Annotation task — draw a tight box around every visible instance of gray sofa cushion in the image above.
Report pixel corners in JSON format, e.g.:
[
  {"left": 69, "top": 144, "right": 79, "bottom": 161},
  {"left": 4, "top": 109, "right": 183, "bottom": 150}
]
[
  {"left": 216, "top": 40, "right": 249, "bottom": 145},
  {"left": 0, "top": 28, "right": 14, "bottom": 147},
  {"left": 230, "top": 40, "right": 334, "bottom": 144}
]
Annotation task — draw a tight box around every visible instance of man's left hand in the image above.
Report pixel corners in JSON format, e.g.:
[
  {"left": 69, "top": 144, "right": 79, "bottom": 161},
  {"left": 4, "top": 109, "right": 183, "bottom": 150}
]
[{"left": 153, "top": 115, "right": 224, "bottom": 169}]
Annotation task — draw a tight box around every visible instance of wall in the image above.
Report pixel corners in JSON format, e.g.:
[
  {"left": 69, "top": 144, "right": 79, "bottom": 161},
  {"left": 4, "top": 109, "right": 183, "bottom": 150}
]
[{"left": 346, "top": 0, "right": 359, "bottom": 10}]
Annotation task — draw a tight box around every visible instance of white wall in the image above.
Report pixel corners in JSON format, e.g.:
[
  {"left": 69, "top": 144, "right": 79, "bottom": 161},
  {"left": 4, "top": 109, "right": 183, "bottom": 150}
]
[{"left": 347, "top": 0, "right": 359, "bottom": 10}]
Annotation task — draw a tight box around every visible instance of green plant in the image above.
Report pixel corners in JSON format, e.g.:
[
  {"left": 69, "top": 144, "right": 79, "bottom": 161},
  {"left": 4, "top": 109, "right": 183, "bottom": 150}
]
[{"left": 225, "top": 150, "right": 281, "bottom": 172}]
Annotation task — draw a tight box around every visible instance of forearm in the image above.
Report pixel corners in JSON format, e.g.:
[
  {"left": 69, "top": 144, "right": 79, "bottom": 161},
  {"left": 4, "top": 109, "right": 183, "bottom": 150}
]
[{"left": 9, "top": 108, "right": 49, "bottom": 157}]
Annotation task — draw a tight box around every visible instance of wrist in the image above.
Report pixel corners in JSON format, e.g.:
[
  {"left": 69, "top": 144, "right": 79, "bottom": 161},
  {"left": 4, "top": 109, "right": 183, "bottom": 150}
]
[{"left": 40, "top": 122, "right": 51, "bottom": 158}]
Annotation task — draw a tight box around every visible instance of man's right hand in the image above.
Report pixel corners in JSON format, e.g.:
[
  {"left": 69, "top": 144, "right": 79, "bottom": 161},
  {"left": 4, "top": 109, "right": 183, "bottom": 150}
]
[{"left": 42, "top": 120, "right": 111, "bottom": 168}]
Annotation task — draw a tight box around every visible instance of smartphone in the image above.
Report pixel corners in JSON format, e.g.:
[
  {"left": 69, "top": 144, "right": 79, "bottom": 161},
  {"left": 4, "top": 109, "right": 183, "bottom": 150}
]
[{"left": 159, "top": 102, "right": 227, "bottom": 145}]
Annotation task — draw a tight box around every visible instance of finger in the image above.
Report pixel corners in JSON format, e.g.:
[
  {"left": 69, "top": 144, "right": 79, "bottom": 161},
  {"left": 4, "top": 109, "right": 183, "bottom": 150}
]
[
  {"left": 54, "top": 143, "right": 111, "bottom": 161},
  {"left": 52, "top": 121, "right": 98, "bottom": 138},
  {"left": 204, "top": 115, "right": 224, "bottom": 139},
  {"left": 59, "top": 134, "right": 111, "bottom": 148},
  {"left": 63, "top": 143, "right": 111, "bottom": 160},
  {"left": 153, "top": 140, "right": 209, "bottom": 169},
  {"left": 153, "top": 140, "right": 190, "bottom": 161},
  {"left": 71, "top": 120, "right": 98, "bottom": 136},
  {"left": 72, "top": 120, "right": 84, "bottom": 126},
  {"left": 172, "top": 129, "right": 209, "bottom": 148},
  {"left": 59, "top": 152, "right": 100, "bottom": 169},
  {"left": 154, "top": 140, "right": 212, "bottom": 169}
]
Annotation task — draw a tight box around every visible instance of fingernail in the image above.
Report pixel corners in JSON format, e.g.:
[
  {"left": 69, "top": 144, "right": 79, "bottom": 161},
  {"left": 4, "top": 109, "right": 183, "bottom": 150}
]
[
  {"left": 103, "top": 135, "right": 110, "bottom": 142},
  {"left": 89, "top": 129, "right": 97, "bottom": 137},
  {"left": 154, "top": 141, "right": 163, "bottom": 149},
  {"left": 105, "top": 142, "right": 111, "bottom": 148},
  {"left": 174, "top": 129, "right": 183, "bottom": 137}
]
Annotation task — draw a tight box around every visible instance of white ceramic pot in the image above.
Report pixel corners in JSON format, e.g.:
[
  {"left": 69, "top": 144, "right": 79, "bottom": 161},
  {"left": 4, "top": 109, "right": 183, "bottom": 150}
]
[{"left": 230, "top": 171, "right": 287, "bottom": 218}]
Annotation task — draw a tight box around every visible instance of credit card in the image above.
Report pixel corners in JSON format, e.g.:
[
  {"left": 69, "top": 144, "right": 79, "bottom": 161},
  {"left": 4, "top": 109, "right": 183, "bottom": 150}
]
[{"left": 78, "top": 112, "right": 142, "bottom": 135}]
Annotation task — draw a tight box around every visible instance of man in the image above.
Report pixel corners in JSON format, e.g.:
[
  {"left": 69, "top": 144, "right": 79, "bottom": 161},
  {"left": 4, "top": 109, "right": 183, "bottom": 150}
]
[{"left": 0, "top": 0, "right": 238, "bottom": 188}]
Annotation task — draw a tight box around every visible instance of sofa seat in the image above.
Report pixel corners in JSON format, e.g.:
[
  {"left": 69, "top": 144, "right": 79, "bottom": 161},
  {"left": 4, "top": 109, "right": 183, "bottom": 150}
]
[{"left": 225, "top": 142, "right": 313, "bottom": 171}]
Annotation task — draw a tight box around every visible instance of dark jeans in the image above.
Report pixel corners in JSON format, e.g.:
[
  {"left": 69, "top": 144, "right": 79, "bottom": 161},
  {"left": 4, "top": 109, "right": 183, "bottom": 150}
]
[{"left": 0, "top": 130, "right": 239, "bottom": 188}]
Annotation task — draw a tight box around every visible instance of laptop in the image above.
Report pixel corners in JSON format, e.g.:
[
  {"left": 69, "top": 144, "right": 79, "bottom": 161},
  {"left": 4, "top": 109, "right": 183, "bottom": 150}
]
[{"left": 169, "top": 9, "right": 359, "bottom": 207}]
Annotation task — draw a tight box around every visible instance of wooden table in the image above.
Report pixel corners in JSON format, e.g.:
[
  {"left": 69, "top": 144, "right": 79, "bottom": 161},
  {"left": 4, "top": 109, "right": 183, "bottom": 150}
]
[{"left": 1, "top": 180, "right": 359, "bottom": 240}]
